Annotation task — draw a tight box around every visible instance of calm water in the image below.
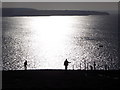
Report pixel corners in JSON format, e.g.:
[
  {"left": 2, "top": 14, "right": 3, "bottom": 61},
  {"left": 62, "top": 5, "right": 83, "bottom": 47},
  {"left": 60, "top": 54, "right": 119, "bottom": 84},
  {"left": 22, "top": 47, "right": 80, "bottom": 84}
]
[{"left": 2, "top": 15, "right": 119, "bottom": 70}]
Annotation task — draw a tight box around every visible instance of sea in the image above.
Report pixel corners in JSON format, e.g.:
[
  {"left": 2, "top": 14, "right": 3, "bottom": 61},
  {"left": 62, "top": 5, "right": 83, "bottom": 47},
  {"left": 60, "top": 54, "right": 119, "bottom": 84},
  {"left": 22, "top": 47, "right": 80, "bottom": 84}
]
[{"left": 2, "top": 14, "right": 119, "bottom": 70}]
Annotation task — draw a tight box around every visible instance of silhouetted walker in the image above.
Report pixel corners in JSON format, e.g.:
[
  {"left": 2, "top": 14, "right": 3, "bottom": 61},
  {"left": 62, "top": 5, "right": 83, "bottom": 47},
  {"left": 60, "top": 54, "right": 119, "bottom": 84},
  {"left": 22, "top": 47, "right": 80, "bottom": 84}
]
[
  {"left": 93, "top": 61, "right": 96, "bottom": 70},
  {"left": 64, "top": 59, "right": 71, "bottom": 70},
  {"left": 90, "top": 65, "right": 93, "bottom": 70},
  {"left": 104, "top": 64, "right": 109, "bottom": 70},
  {"left": 24, "top": 60, "right": 27, "bottom": 70}
]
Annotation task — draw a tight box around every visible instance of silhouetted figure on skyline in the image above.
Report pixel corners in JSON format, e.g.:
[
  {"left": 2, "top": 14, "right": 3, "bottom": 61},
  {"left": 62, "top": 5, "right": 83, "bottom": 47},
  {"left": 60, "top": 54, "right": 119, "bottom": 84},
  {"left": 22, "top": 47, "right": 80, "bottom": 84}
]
[
  {"left": 64, "top": 59, "right": 71, "bottom": 70},
  {"left": 90, "top": 65, "right": 93, "bottom": 70},
  {"left": 24, "top": 60, "right": 27, "bottom": 70},
  {"left": 104, "top": 64, "right": 109, "bottom": 70},
  {"left": 93, "top": 61, "right": 96, "bottom": 70}
]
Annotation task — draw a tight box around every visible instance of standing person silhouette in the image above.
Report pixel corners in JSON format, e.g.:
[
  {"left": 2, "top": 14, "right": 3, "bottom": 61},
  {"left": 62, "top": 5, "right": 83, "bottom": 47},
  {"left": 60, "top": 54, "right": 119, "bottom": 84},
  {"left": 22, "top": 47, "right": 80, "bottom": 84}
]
[
  {"left": 24, "top": 60, "right": 27, "bottom": 70},
  {"left": 90, "top": 65, "right": 93, "bottom": 70},
  {"left": 64, "top": 59, "right": 71, "bottom": 70},
  {"left": 93, "top": 61, "right": 96, "bottom": 70}
]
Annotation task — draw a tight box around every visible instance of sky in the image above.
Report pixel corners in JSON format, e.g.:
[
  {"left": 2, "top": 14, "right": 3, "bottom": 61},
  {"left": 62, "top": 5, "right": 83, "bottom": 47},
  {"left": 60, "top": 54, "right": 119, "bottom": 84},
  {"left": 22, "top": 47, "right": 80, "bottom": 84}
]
[{"left": 2, "top": 2, "right": 118, "bottom": 14}]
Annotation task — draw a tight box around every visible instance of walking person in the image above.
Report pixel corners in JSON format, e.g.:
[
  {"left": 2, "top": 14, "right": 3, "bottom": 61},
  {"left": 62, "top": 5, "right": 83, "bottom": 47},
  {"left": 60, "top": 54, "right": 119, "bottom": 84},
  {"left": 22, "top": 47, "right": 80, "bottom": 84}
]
[
  {"left": 90, "top": 65, "right": 93, "bottom": 70},
  {"left": 64, "top": 59, "right": 71, "bottom": 70},
  {"left": 93, "top": 61, "right": 96, "bottom": 70},
  {"left": 24, "top": 60, "right": 27, "bottom": 70}
]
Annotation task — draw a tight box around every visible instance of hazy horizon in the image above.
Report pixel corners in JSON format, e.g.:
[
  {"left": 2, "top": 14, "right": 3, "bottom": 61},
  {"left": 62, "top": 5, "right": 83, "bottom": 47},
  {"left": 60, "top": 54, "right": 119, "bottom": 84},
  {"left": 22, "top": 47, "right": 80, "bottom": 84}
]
[{"left": 3, "top": 2, "right": 118, "bottom": 14}]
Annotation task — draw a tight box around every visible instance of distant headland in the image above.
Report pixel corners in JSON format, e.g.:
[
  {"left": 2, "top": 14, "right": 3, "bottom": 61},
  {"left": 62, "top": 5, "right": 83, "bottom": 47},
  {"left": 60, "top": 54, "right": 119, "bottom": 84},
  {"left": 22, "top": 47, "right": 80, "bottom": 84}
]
[{"left": 2, "top": 8, "right": 110, "bottom": 16}]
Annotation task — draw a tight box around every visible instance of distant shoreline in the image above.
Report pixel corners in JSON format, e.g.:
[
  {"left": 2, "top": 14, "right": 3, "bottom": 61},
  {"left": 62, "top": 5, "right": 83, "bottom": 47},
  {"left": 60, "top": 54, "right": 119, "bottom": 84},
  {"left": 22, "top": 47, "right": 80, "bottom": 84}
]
[{"left": 2, "top": 8, "right": 110, "bottom": 17}]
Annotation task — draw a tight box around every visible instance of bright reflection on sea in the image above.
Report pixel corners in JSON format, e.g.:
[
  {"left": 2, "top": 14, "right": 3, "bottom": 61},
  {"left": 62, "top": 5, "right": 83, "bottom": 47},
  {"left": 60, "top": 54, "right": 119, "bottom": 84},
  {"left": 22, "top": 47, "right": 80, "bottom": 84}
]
[
  {"left": 2, "top": 15, "right": 119, "bottom": 70},
  {"left": 24, "top": 16, "right": 85, "bottom": 69}
]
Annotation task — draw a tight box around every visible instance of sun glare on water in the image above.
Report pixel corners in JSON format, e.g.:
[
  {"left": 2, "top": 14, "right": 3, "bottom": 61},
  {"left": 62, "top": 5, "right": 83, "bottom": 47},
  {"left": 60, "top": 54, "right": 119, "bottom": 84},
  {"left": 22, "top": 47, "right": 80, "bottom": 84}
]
[
  {"left": 3, "top": 15, "right": 119, "bottom": 70},
  {"left": 26, "top": 16, "right": 77, "bottom": 69}
]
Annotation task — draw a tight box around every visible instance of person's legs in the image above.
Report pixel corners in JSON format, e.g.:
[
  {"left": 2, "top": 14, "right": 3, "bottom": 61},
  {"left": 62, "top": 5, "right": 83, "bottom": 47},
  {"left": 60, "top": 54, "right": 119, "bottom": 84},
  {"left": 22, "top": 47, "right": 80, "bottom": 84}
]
[
  {"left": 65, "top": 66, "right": 67, "bottom": 70},
  {"left": 24, "top": 66, "right": 27, "bottom": 70}
]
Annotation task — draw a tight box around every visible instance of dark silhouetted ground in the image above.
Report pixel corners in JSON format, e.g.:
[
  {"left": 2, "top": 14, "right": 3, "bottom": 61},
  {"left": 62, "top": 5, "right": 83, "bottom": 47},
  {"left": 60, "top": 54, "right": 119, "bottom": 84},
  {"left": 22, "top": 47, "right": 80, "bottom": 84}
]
[{"left": 2, "top": 70, "right": 120, "bottom": 89}]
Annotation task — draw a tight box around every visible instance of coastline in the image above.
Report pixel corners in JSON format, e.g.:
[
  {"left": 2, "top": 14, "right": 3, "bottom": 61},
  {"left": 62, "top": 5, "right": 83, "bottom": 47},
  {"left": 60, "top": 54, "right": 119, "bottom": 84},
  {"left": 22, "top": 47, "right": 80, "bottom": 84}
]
[{"left": 2, "top": 8, "right": 110, "bottom": 17}]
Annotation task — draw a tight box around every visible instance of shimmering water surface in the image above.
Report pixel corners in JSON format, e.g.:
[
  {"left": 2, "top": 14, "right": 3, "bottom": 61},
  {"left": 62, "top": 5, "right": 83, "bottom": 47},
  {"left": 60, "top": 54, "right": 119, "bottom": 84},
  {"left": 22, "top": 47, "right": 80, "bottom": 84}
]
[{"left": 2, "top": 15, "right": 119, "bottom": 70}]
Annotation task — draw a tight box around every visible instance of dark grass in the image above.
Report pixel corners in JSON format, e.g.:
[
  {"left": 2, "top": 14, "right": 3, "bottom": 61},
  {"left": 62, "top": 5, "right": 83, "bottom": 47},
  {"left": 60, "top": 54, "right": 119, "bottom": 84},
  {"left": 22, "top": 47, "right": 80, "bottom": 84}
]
[{"left": 2, "top": 70, "right": 120, "bottom": 89}]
